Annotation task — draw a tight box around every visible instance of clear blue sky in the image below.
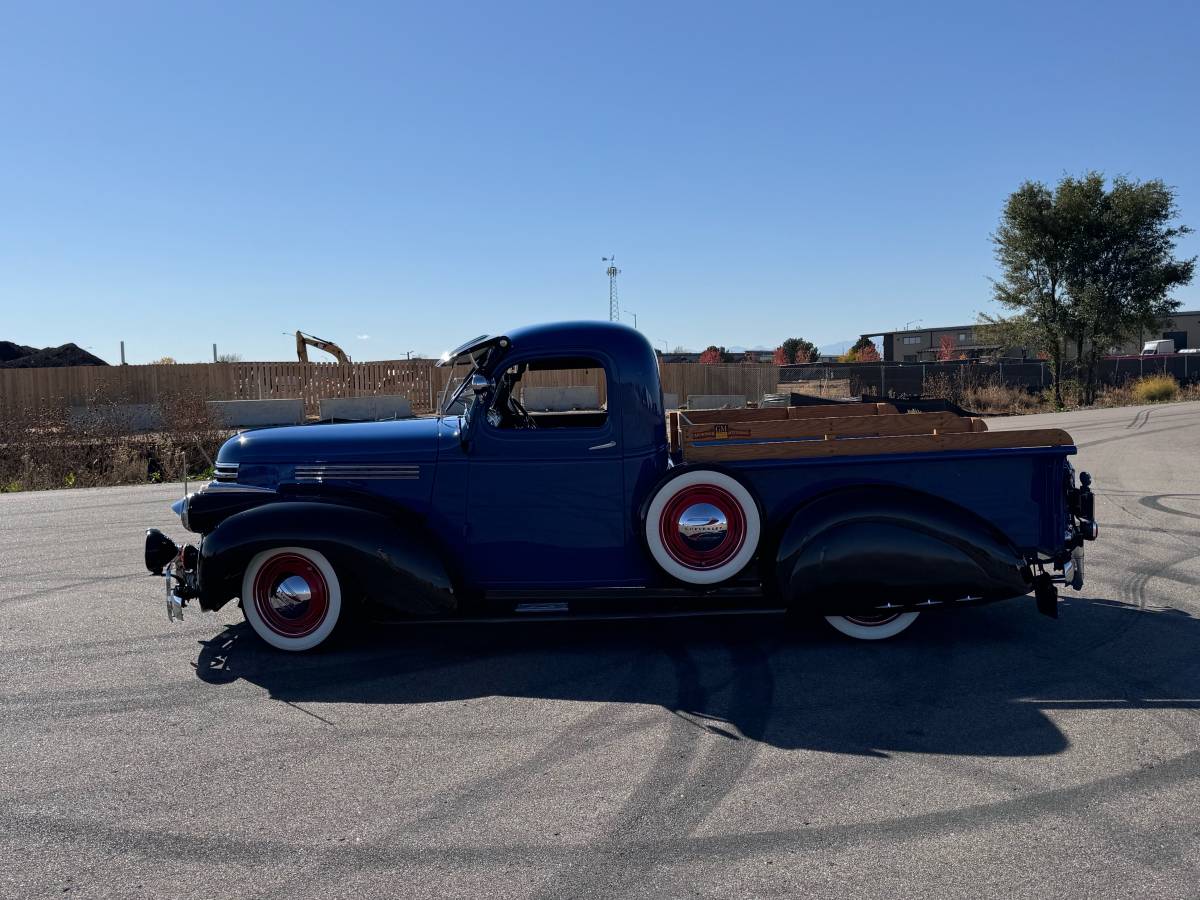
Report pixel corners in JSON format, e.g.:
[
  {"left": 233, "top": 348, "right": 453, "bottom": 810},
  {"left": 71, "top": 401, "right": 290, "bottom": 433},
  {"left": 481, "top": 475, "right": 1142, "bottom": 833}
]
[{"left": 2, "top": 0, "right": 1198, "bottom": 363}]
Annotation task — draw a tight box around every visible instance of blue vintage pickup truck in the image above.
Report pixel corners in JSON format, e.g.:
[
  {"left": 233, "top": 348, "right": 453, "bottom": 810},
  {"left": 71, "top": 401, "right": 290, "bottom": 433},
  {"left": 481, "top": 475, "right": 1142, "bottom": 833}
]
[{"left": 145, "top": 321, "right": 1098, "bottom": 651}]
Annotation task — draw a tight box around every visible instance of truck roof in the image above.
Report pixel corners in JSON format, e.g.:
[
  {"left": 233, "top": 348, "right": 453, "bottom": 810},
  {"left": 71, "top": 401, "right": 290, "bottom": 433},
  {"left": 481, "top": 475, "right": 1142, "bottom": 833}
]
[{"left": 504, "top": 320, "right": 651, "bottom": 362}]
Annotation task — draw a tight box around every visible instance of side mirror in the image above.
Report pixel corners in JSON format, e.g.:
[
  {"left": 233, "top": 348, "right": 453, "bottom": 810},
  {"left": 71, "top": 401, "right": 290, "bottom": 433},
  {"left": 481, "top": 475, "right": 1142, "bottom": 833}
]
[{"left": 470, "top": 373, "right": 493, "bottom": 395}]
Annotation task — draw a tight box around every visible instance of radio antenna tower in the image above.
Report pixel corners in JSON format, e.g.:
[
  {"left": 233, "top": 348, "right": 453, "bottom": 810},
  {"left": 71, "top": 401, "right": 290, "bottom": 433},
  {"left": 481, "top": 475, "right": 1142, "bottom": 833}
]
[{"left": 603, "top": 255, "right": 620, "bottom": 322}]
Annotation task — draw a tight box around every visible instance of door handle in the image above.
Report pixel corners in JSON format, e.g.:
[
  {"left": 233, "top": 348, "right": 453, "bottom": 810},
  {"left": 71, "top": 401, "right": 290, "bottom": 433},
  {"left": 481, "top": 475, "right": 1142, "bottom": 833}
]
[{"left": 589, "top": 441, "right": 616, "bottom": 451}]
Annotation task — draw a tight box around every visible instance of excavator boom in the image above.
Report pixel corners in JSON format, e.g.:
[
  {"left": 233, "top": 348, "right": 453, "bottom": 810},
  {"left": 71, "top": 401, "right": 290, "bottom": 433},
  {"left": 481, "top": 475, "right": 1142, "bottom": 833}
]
[{"left": 295, "top": 330, "right": 351, "bottom": 365}]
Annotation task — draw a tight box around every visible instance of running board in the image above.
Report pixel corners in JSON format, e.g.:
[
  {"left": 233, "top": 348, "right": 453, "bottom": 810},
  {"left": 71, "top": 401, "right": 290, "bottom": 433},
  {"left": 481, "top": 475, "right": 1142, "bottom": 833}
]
[
  {"left": 372, "top": 607, "right": 788, "bottom": 626},
  {"left": 514, "top": 602, "right": 570, "bottom": 614}
]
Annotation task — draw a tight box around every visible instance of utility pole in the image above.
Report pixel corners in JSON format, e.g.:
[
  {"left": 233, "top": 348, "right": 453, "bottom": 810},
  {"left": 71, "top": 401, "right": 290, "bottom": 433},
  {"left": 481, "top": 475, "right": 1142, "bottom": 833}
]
[
  {"left": 625, "top": 310, "right": 638, "bottom": 329},
  {"left": 213, "top": 343, "right": 218, "bottom": 362},
  {"left": 602, "top": 255, "right": 620, "bottom": 322}
]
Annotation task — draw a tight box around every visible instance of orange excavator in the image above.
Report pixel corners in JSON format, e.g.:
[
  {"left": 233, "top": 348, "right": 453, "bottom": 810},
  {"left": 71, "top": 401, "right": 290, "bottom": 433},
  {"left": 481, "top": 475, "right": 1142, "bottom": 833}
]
[{"left": 295, "top": 331, "right": 351, "bottom": 365}]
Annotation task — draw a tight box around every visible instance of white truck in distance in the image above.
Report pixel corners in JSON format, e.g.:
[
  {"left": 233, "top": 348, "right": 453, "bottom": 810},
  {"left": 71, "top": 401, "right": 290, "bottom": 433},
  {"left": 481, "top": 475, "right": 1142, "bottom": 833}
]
[{"left": 1141, "top": 339, "right": 1176, "bottom": 355}]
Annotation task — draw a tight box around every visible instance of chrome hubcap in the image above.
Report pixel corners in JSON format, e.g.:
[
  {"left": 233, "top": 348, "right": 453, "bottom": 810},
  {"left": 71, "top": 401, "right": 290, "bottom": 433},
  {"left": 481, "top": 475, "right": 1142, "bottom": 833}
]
[
  {"left": 677, "top": 502, "right": 728, "bottom": 553},
  {"left": 269, "top": 575, "right": 313, "bottom": 619}
]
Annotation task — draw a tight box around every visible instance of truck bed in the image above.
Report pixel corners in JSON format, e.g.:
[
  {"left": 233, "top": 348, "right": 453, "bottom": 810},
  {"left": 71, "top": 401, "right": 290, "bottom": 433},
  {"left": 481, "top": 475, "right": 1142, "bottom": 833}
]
[{"left": 670, "top": 403, "right": 1072, "bottom": 463}]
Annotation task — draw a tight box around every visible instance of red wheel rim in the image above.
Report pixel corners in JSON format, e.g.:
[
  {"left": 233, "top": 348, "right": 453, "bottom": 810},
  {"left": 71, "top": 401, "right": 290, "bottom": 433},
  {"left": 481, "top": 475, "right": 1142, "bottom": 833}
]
[
  {"left": 659, "top": 484, "right": 747, "bottom": 570},
  {"left": 252, "top": 553, "right": 330, "bottom": 638},
  {"left": 842, "top": 612, "right": 902, "bottom": 627}
]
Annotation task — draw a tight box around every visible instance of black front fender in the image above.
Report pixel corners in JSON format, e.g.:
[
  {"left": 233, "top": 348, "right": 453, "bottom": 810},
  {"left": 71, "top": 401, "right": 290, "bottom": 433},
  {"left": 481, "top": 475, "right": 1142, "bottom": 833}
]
[
  {"left": 198, "top": 501, "right": 456, "bottom": 617},
  {"left": 775, "top": 485, "right": 1030, "bottom": 614}
]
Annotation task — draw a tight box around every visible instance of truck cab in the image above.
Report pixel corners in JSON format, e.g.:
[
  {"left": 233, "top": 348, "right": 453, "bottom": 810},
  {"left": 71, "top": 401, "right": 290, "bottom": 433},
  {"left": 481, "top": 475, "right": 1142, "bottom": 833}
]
[{"left": 146, "top": 321, "right": 1098, "bottom": 651}]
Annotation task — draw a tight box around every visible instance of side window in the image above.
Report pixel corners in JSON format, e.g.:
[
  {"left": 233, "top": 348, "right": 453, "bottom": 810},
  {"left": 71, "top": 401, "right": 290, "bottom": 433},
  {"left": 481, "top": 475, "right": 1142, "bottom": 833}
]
[{"left": 488, "top": 356, "right": 608, "bottom": 430}]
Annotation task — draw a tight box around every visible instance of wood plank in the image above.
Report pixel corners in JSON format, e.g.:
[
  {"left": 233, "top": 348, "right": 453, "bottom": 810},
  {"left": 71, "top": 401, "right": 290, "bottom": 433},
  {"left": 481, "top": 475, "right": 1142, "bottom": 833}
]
[
  {"left": 680, "top": 407, "right": 792, "bottom": 425},
  {"left": 684, "top": 428, "right": 1074, "bottom": 462},
  {"left": 683, "top": 412, "right": 974, "bottom": 445},
  {"left": 788, "top": 402, "right": 898, "bottom": 419}
]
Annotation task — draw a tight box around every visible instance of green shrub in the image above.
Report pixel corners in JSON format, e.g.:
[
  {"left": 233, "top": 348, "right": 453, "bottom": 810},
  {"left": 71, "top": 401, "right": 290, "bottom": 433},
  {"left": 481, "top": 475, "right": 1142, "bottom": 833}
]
[{"left": 1131, "top": 374, "right": 1179, "bottom": 403}]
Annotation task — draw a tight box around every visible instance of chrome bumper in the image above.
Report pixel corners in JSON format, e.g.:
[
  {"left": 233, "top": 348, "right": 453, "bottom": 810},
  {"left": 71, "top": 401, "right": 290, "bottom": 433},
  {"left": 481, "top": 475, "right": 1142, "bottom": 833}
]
[
  {"left": 1052, "top": 545, "right": 1085, "bottom": 591},
  {"left": 164, "top": 562, "right": 186, "bottom": 622}
]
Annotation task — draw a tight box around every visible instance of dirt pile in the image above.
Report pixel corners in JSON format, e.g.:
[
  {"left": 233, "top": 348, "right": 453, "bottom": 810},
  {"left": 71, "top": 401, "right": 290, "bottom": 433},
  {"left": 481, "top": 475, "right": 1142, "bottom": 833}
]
[{"left": 0, "top": 342, "right": 109, "bottom": 368}]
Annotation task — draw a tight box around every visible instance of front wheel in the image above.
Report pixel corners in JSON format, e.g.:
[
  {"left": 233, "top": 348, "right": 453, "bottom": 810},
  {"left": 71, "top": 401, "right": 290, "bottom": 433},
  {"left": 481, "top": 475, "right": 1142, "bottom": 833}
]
[
  {"left": 824, "top": 611, "right": 920, "bottom": 641},
  {"left": 241, "top": 546, "right": 343, "bottom": 651}
]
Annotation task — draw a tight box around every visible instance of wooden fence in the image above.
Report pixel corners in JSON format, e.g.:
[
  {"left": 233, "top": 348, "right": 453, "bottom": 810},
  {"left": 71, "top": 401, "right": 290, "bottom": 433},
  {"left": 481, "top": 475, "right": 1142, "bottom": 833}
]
[
  {"left": 0, "top": 361, "right": 784, "bottom": 418},
  {"left": 0, "top": 360, "right": 440, "bottom": 417}
]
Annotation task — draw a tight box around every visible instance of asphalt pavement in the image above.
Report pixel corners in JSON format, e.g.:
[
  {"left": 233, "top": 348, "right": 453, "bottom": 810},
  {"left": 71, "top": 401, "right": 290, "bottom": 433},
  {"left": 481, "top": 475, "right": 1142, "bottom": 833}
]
[{"left": 2, "top": 401, "right": 1199, "bottom": 899}]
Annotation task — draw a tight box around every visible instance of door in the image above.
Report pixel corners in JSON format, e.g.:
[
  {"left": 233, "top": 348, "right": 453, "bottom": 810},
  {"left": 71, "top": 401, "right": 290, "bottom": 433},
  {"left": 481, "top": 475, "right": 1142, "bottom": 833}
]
[{"left": 465, "top": 355, "right": 627, "bottom": 587}]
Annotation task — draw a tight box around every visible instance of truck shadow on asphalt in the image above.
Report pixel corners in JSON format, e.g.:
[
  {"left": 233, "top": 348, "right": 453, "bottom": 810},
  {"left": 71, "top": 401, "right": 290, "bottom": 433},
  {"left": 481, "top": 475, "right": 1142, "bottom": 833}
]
[{"left": 195, "top": 597, "right": 1200, "bottom": 758}]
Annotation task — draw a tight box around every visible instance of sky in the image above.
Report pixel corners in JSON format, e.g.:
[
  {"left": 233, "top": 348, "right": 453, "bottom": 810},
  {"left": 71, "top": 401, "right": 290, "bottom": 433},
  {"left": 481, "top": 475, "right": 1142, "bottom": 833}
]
[{"left": 2, "top": 0, "right": 1198, "bottom": 363}]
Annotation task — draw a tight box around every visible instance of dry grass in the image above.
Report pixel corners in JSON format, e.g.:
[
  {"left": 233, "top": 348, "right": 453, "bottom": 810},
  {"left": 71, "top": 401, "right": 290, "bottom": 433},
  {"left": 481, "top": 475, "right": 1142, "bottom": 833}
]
[
  {"left": 922, "top": 370, "right": 1043, "bottom": 414},
  {"left": 1095, "top": 375, "right": 1200, "bottom": 408},
  {"left": 1130, "top": 374, "right": 1180, "bottom": 403},
  {"left": 921, "top": 368, "right": 1200, "bottom": 415},
  {"left": 0, "top": 391, "right": 231, "bottom": 492}
]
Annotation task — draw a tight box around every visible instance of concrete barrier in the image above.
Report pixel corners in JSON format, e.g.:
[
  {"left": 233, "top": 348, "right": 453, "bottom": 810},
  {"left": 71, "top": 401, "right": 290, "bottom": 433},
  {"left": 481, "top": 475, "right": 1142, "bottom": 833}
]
[
  {"left": 685, "top": 394, "right": 747, "bottom": 410},
  {"left": 522, "top": 386, "right": 601, "bottom": 412},
  {"left": 319, "top": 395, "right": 414, "bottom": 421},
  {"left": 69, "top": 404, "right": 163, "bottom": 432},
  {"left": 207, "top": 399, "right": 305, "bottom": 427}
]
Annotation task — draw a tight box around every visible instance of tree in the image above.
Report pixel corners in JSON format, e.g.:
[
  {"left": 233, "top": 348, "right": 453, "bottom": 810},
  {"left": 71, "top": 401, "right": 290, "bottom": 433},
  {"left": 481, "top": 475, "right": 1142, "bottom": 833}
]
[
  {"left": 991, "top": 180, "right": 1079, "bottom": 406},
  {"left": 698, "top": 345, "right": 728, "bottom": 364},
  {"left": 992, "top": 173, "right": 1194, "bottom": 406},
  {"left": 216, "top": 352, "right": 242, "bottom": 363},
  {"left": 150, "top": 356, "right": 177, "bottom": 365},
  {"left": 778, "top": 336, "right": 819, "bottom": 364},
  {"left": 772, "top": 346, "right": 791, "bottom": 365},
  {"left": 1065, "top": 176, "right": 1194, "bottom": 402},
  {"left": 937, "top": 335, "right": 956, "bottom": 361},
  {"left": 974, "top": 311, "right": 1040, "bottom": 358},
  {"left": 839, "top": 336, "right": 879, "bottom": 362}
]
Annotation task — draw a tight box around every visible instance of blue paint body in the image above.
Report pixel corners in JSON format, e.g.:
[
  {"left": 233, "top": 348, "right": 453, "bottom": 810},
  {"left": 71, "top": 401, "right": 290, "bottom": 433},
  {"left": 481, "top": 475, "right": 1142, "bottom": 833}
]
[{"left": 214, "top": 321, "right": 1076, "bottom": 593}]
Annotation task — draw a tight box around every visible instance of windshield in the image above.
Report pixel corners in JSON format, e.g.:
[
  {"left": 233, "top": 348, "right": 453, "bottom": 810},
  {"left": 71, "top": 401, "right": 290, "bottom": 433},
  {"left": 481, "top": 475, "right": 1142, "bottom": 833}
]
[
  {"left": 438, "top": 338, "right": 506, "bottom": 417},
  {"left": 439, "top": 359, "right": 477, "bottom": 417}
]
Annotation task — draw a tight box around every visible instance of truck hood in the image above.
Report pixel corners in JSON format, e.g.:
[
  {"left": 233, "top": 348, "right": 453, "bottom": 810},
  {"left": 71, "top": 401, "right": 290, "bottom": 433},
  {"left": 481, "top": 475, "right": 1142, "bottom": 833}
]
[{"left": 217, "top": 416, "right": 444, "bottom": 466}]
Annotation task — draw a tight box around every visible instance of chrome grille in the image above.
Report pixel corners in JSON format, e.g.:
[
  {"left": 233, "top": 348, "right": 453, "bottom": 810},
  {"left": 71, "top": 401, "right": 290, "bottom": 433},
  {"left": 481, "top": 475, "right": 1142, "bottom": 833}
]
[
  {"left": 213, "top": 463, "right": 239, "bottom": 483},
  {"left": 293, "top": 464, "right": 420, "bottom": 483}
]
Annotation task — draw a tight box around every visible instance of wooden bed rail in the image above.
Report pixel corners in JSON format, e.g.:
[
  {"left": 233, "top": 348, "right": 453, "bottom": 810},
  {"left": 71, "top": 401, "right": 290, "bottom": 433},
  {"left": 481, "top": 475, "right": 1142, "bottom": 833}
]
[{"left": 669, "top": 402, "right": 1071, "bottom": 462}]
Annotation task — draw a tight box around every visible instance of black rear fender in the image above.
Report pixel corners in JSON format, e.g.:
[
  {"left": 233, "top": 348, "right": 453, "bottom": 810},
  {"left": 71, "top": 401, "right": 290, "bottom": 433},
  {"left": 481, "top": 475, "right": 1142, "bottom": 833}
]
[
  {"left": 775, "top": 485, "right": 1030, "bottom": 614},
  {"left": 198, "top": 501, "right": 456, "bottom": 617}
]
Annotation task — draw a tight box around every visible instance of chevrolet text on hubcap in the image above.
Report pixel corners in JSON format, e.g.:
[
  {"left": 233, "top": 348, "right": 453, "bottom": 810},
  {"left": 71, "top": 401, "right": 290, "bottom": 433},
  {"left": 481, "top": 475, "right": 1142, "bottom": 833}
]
[{"left": 645, "top": 470, "right": 760, "bottom": 585}]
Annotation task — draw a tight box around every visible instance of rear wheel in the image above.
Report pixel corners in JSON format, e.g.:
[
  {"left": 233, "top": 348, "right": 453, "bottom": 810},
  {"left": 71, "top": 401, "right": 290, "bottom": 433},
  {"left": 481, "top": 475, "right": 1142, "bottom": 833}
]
[
  {"left": 241, "top": 546, "right": 342, "bottom": 651},
  {"left": 824, "top": 611, "right": 920, "bottom": 641}
]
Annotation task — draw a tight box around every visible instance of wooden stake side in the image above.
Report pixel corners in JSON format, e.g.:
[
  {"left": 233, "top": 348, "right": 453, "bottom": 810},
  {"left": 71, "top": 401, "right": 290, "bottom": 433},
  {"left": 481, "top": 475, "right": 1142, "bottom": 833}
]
[
  {"left": 683, "top": 428, "right": 1073, "bottom": 463},
  {"left": 679, "top": 402, "right": 899, "bottom": 427},
  {"left": 681, "top": 411, "right": 977, "bottom": 446}
]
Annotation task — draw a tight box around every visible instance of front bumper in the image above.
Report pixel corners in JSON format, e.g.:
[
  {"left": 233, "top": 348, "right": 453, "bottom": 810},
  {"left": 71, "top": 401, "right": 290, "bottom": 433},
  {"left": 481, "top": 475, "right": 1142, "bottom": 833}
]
[{"left": 145, "top": 528, "right": 199, "bottom": 622}]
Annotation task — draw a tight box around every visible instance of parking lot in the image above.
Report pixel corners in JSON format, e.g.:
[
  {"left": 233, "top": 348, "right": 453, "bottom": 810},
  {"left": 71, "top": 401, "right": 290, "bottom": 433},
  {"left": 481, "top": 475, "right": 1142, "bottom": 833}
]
[{"left": 2, "top": 401, "right": 1199, "bottom": 899}]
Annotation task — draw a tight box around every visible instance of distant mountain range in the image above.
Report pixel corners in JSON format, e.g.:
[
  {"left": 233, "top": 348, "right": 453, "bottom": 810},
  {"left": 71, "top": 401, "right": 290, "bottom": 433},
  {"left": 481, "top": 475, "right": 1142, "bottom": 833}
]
[{"left": 819, "top": 340, "right": 856, "bottom": 356}]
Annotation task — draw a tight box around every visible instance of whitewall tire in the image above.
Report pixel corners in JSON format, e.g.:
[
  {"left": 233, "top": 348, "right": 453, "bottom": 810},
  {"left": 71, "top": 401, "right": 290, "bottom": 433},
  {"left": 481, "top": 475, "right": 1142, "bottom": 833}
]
[
  {"left": 824, "top": 611, "right": 920, "bottom": 641},
  {"left": 241, "top": 546, "right": 342, "bottom": 651},
  {"left": 644, "top": 469, "right": 761, "bottom": 585}
]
